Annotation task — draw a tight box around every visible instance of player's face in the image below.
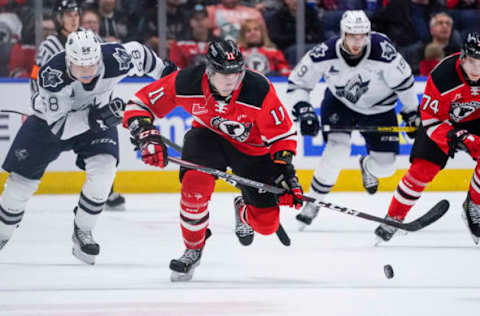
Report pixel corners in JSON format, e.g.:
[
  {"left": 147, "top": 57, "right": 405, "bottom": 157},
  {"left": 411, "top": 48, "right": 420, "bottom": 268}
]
[
  {"left": 70, "top": 62, "right": 99, "bottom": 84},
  {"left": 209, "top": 72, "right": 242, "bottom": 96},
  {"left": 61, "top": 10, "right": 80, "bottom": 34},
  {"left": 344, "top": 33, "right": 368, "bottom": 56},
  {"left": 462, "top": 56, "right": 480, "bottom": 82}
]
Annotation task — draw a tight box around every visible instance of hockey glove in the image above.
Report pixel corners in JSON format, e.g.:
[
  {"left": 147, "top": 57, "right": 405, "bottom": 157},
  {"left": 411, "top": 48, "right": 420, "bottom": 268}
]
[
  {"left": 292, "top": 101, "right": 320, "bottom": 136},
  {"left": 88, "top": 97, "right": 125, "bottom": 132},
  {"left": 273, "top": 150, "right": 304, "bottom": 209},
  {"left": 128, "top": 116, "right": 168, "bottom": 168},
  {"left": 447, "top": 129, "right": 480, "bottom": 160},
  {"left": 400, "top": 110, "right": 420, "bottom": 139}
]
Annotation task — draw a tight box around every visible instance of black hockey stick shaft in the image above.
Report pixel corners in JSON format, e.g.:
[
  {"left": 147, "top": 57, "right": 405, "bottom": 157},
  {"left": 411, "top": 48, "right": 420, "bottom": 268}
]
[
  {"left": 322, "top": 125, "right": 416, "bottom": 133},
  {"left": 167, "top": 156, "right": 449, "bottom": 232},
  {"left": 161, "top": 136, "right": 291, "bottom": 246}
]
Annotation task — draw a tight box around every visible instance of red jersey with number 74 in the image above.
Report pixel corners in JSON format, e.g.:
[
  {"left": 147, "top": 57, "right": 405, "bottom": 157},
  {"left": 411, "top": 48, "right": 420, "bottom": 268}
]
[
  {"left": 123, "top": 65, "right": 297, "bottom": 157},
  {"left": 420, "top": 53, "right": 480, "bottom": 154}
]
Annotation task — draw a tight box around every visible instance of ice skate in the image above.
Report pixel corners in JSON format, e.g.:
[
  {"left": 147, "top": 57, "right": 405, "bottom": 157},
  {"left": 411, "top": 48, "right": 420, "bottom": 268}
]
[
  {"left": 462, "top": 194, "right": 480, "bottom": 245},
  {"left": 359, "top": 156, "right": 378, "bottom": 195},
  {"left": 234, "top": 196, "right": 254, "bottom": 246},
  {"left": 170, "top": 248, "right": 203, "bottom": 281},
  {"left": 72, "top": 223, "right": 100, "bottom": 265},
  {"left": 296, "top": 202, "right": 320, "bottom": 231},
  {"left": 105, "top": 191, "right": 126, "bottom": 211},
  {"left": 374, "top": 215, "right": 403, "bottom": 246}
]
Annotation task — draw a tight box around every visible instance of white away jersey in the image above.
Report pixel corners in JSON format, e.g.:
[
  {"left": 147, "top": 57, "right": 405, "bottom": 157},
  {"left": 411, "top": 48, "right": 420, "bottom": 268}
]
[
  {"left": 33, "top": 41, "right": 165, "bottom": 140},
  {"left": 287, "top": 32, "right": 418, "bottom": 115}
]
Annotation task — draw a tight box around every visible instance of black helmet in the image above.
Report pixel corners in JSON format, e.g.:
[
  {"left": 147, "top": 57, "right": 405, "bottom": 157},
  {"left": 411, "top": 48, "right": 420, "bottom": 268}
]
[
  {"left": 54, "top": 0, "right": 80, "bottom": 16},
  {"left": 461, "top": 32, "right": 480, "bottom": 59},
  {"left": 206, "top": 39, "right": 245, "bottom": 74}
]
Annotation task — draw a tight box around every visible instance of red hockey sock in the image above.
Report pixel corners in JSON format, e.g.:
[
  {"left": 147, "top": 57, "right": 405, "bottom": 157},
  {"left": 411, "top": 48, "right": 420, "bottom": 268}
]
[
  {"left": 388, "top": 158, "right": 440, "bottom": 220},
  {"left": 469, "top": 162, "right": 480, "bottom": 204},
  {"left": 179, "top": 170, "right": 215, "bottom": 249},
  {"left": 244, "top": 204, "right": 279, "bottom": 235}
]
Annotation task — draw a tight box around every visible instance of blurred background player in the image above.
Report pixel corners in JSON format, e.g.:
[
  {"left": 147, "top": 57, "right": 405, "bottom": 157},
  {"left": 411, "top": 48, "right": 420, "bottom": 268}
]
[
  {"left": 375, "top": 32, "right": 480, "bottom": 245},
  {"left": 287, "top": 10, "right": 420, "bottom": 230},
  {"left": 0, "top": 29, "right": 171, "bottom": 264},
  {"left": 30, "top": 0, "right": 126, "bottom": 211},
  {"left": 122, "top": 39, "right": 303, "bottom": 281}
]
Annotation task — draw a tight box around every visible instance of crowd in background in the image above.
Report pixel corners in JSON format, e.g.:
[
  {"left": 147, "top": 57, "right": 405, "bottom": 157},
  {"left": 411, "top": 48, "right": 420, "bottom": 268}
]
[{"left": 0, "top": 0, "right": 479, "bottom": 78}]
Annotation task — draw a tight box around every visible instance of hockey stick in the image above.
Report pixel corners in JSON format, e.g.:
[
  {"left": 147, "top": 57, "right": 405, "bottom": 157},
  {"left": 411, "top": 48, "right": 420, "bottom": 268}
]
[
  {"left": 322, "top": 125, "right": 416, "bottom": 133},
  {"left": 167, "top": 156, "right": 449, "bottom": 232},
  {"left": 0, "top": 109, "right": 28, "bottom": 116},
  {"left": 160, "top": 135, "right": 291, "bottom": 246}
]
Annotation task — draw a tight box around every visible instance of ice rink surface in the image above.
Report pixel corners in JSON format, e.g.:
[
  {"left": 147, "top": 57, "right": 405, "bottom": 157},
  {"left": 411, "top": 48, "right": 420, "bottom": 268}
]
[{"left": 0, "top": 191, "right": 479, "bottom": 316}]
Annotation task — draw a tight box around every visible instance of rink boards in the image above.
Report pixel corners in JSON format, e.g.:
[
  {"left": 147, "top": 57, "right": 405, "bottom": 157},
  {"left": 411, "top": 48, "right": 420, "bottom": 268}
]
[{"left": 0, "top": 78, "right": 474, "bottom": 193}]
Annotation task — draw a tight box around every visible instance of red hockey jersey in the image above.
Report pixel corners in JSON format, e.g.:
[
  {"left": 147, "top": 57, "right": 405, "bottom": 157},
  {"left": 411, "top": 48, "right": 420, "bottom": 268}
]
[
  {"left": 123, "top": 65, "right": 297, "bottom": 157},
  {"left": 421, "top": 53, "right": 480, "bottom": 154}
]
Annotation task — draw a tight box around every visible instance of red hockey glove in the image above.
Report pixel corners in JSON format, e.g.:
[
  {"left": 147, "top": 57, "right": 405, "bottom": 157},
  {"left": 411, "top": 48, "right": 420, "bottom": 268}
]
[
  {"left": 447, "top": 129, "right": 480, "bottom": 160},
  {"left": 128, "top": 117, "right": 168, "bottom": 168},
  {"left": 273, "top": 151, "right": 304, "bottom": 209}
]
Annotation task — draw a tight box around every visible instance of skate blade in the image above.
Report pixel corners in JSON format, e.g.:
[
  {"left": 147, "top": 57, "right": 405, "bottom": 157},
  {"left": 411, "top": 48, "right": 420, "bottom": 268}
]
[
  {"left": 461, "top": 211, "right": 480, "bottom": 245},
  {"left": 104, "top": 204, "right": 126, "bottom": 211},
  {"left": 170, "top": 270, "right": 194, "bottom": 282},
  {"left": 298, "top": 222, "right": 307, "bottom": 232},
  {"left": 374, "top": 236, "right": 384, "bottom": 247},
  {"left": 72, "top": 245, "right": 96, "bottom": 265}
]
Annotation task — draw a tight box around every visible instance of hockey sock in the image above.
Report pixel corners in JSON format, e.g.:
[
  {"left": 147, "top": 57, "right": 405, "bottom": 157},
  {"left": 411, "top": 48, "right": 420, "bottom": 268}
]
[
  {"left": 0, "top": 173, "right": 39, "bottom": 239},
  {"left": 468, "top": 162, "right": 480, "bottom": 204},
  {"left": 309, "top": 133, "right": 350, "bottom": 199},
  {"left": 244, "top": 204, "right": 279, "bottom": 235},
  {"left": 364, "top": 151, "right": 396, "bottom": 178},
  {"left": 180, "top": 170, "right": 215, "bottom": 249},
  {"left": 75, "top": 155, "right": 116, "bottom": 231},
  {"left": 387, "top": 158, "right": 440, "bottom": 220}
]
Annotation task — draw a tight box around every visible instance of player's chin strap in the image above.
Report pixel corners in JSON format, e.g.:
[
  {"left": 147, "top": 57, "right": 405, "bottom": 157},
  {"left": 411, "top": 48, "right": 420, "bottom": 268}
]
[
  {"left": 159, "top": 135, "right": 291, "bottom": 246},
  {"left": 161, "top": 134, "right": 449, "bottom": 232}
]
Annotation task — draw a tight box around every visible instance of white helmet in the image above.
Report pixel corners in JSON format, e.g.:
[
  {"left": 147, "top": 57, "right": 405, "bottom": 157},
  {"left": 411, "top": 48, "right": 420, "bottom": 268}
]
[
  {"left": 65, "top": 30, "right": 102, "bottom": 66},
  {"left": 340, "top": 10, "right": 371, "bottom": 40}
]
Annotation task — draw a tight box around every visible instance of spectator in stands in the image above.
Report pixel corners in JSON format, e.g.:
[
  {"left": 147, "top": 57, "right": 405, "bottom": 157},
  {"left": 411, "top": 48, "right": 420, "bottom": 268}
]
[
  {"left": 97, "top": 0, "right": 127, "bottom": 42},
  {"left": 371, "top": 0, "right": 443, "bottom": 74},
  {"left": 237, "top": 18, "right": 291, "bottom": 76},
  {"left": 207, "top": 0, "right": 266, "bottom": 41},
  {"left": 169, "top": 2, "right": 213, "bottom": 69},
  {"left": 80, "top": 8, "right": 111, "bottom": 41},
  {"left": 427, "top": 11, "right": 461, "bottom": 56},
  {"left": 267, "top": 0, "right": 324, "bottom": 66},
  {"left": 419, "top": 42, "right": 444, "bottom": 75},
  {"left": 43, "top": 15, "right": 56, "bottom": 38}
]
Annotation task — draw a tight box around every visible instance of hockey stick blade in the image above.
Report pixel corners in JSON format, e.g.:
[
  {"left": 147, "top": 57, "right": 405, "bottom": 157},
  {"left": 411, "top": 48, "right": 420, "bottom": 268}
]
[
  {"left": 322, "top": 125, "right": 417, "bottom": 133},
  {"left": 275, "top": 223, "right": 291, "bottom": 246},
  {"left": 304, "top": 197, "right": 449, "bottom": 232}
]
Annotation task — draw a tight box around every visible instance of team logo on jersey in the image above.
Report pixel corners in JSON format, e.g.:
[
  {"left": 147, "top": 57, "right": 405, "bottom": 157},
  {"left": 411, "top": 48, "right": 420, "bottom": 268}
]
[
  {"left": 14, "top": 149, "right": 29, "bottom": 161},
  {"left": 40, "top": 66, "right": 64, "bottom": 88},
  {"left": 211, "top": 117, "right": 252, "bottom": 142},
  {"left": 449, "top": 101, "right": 480, "bottom": 122},
  {"left": 335, "top": 74, "right": 370, "bottom": 104},
  {"left": 113, "top": 48, "right": 132, "bottom": 71},
  {"left": 192, "top": 103, "right": 208, "bottom": 115},
  {"left": 380, "top": 41, "right": 396, "bottom": 61},
  {"left": 309, "top": 43, "right": 328, "bottom": 62}
]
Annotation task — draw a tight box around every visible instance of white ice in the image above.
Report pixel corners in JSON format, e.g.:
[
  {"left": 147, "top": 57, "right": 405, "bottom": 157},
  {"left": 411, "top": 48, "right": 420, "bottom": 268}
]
[{"left": 0, "top": 192, "right": 479, "bottom": 316}]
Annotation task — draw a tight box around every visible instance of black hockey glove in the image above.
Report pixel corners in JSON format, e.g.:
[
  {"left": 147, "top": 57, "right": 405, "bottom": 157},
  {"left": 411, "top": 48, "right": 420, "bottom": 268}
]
[
  {"left": 273, "top": 150, "right": 304, "bottom": 210},
  {"left": 447, "top": 129, "right": 480, "bottom": 160},
  {"left": 128, "top": 116, "right": 168, "bottom": 168},
  {"left": 292, "top": 101, "right": 320, "bottom": 136},
  {"left": 400, "top": 109, "right": 420, "bottom": 139},
  {"left": 88, "top": 97, "right": 125, "bottom": 132}
]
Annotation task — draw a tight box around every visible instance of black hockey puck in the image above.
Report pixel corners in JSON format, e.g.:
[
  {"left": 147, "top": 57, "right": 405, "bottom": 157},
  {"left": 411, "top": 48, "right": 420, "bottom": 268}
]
[{"left": 384, "top": 264, "right": 394, "bottom": 279}]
